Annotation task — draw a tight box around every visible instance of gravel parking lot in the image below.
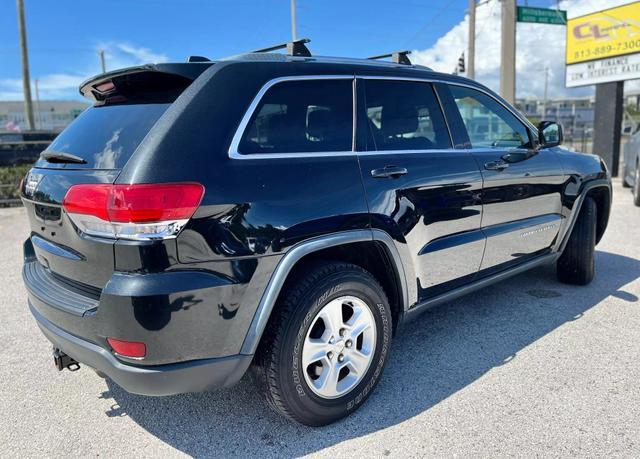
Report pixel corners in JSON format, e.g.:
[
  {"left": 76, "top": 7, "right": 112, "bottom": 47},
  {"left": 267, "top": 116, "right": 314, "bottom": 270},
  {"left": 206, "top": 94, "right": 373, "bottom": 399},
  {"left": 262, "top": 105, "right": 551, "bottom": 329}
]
[{"left": 1, "top": 181, "right": 638, "bottom": 457}]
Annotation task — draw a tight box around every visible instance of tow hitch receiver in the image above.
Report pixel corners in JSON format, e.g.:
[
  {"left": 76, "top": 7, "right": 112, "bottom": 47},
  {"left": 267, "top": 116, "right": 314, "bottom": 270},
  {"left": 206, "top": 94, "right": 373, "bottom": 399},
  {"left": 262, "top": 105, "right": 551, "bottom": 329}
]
[{"left": 53, "top": 348, "right": 80, "bottom": 371}]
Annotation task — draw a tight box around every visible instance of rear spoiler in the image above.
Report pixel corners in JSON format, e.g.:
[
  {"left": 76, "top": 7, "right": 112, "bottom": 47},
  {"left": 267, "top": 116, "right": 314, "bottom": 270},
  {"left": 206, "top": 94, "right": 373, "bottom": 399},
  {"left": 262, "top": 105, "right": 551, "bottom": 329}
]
[{"left": 79, "top": 63, "right": 213, "bottom": 103}]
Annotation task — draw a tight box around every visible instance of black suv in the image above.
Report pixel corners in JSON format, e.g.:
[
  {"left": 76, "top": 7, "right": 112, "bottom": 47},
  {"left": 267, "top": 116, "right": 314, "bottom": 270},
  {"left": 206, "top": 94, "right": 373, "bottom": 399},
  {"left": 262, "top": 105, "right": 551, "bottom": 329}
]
[{"left": 21, "top": 43, "right": 611, "bottom": 426}]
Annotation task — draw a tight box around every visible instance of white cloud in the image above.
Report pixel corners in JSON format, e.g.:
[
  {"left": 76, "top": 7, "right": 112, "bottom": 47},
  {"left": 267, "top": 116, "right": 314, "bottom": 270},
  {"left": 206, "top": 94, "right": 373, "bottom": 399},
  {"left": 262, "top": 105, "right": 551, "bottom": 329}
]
[
  {"left": 0, "top": 74, "right": 87, "bottom": 100},
  {"left": 97, "top": 42, "right": 169, "bottom": 71},
  {"left": 0, "top": 79, "right": 24, "bottom": 100},
  {"left": 411, "top": 0, "right": 636, "bottom": 99},
  {"left": 0, "top": 42, "right": 169, "bottom": 101}
]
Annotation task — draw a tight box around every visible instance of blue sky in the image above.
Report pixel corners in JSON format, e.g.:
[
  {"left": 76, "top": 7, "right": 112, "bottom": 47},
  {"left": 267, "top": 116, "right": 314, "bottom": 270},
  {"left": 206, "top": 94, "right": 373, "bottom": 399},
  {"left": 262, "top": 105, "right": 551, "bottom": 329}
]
[{"left": 0, "top": 0, "right": 613, "bottom": 100}]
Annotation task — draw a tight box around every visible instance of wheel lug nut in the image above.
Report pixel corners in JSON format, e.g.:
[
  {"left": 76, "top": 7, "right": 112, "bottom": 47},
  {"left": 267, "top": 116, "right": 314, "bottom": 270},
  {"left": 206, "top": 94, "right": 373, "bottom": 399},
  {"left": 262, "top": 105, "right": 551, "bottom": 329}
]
[
  {"left": 327, "top": 351, "right": 334, "bottom": 359},
  {"left": 339, "top": 328, "right": 346, "bottom": 337},
  {"left": 338, "top": 354, "right": 344, "bottom": 363},
  {"left": 345, "top": 339, "right": 352, "bottom": 348}
]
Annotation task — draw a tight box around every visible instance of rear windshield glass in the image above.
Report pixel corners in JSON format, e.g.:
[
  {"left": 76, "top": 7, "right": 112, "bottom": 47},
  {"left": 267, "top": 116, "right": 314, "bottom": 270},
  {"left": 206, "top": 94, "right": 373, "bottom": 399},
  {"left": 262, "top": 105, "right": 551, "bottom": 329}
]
[{"left": 37, "top": 103, "right": 170, "bottom": 169}]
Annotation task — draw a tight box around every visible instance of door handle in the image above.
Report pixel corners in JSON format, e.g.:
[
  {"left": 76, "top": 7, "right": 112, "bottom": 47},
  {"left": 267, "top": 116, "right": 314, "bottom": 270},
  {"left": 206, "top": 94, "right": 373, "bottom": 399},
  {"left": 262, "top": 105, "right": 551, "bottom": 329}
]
[
  {"left": 484, "top": 160, "right": 509, "bottom": 171},
  {"left": 371, "top": 165, "right": 408, "bottom": 179}
]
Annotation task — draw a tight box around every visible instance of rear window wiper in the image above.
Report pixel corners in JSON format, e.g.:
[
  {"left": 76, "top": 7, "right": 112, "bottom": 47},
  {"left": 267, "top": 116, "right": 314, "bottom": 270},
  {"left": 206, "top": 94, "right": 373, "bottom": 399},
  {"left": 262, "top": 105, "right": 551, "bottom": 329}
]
[{"left": 40, "top": 151, "right": 87, "bottom": 164}]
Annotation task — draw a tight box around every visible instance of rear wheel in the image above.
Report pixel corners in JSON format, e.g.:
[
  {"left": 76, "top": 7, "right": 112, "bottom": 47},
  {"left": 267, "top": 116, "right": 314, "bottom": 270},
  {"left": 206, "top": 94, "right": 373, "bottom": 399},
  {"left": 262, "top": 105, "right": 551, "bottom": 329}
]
[
  {"left": 633, "top": 162, "right": 640, "bottom": 207},
  {"left": 557, "top": 197, "right": 597, "bottom": 285},
  {"left": 254, "top": 262, "right": 392, "bottom": 426}
]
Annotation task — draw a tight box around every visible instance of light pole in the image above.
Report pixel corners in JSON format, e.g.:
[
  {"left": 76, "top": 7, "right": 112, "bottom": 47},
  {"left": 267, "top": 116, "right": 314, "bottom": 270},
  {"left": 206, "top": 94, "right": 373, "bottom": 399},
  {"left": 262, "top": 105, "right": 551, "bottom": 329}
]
[
  {"left": 290, "top": 0, "right": 298, "bottom": 41},
  {"left": 542, "top": 66, "right": 549, "bottom": 118},
  {"left": 500, "top": 0, "right": 516, "bottom": 104},
  {"left": 34, "top": 78, "right": 41, "bottom": 130},
  {"left": 98, "top": 49, "right": 106, "bottom": 73},
  {"left": 468, "top": 0, "right": 476, "bottom": 80},
  {"left": 16, "top": 0, "right": 35, "bottom": 130}
]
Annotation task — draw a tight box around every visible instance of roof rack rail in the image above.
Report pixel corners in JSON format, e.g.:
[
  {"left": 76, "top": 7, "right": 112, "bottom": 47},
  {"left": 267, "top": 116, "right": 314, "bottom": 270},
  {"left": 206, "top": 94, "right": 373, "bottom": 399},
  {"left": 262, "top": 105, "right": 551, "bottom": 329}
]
[
  {"left": 187, "top": 55, "right": 211, "bottom": 63},
  {"left": 368, "top": 50, "right": 412, "bottom": 65},
  {"left": 252, "top": 38, "right": 312, "bottom": 57}
]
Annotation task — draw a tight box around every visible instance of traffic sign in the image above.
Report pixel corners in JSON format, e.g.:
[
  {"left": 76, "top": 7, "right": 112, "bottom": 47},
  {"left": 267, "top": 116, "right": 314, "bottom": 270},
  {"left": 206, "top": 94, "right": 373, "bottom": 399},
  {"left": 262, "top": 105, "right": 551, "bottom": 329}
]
[{"left": 517, "top": 6, "right": 566, "bottom": 25}]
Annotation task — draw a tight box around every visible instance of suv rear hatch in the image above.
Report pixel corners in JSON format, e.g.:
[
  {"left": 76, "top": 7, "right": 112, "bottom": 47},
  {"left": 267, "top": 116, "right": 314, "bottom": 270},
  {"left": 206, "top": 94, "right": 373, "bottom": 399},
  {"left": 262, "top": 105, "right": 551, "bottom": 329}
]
[{"left": 22, "top": 65, "right": 210, "bottom": 291}]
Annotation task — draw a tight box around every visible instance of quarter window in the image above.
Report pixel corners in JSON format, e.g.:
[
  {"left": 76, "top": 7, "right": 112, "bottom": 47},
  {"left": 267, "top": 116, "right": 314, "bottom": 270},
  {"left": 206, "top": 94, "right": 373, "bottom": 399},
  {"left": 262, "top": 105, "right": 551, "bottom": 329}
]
[
  {"left": 238, "top": 79, "right": 353, "bottom": 154},
  {"left": 449, "top": 85, "right": 531, "bottom": 149},
  {"left": 363, "top": 80, "right": 451, "bottom": 151}
]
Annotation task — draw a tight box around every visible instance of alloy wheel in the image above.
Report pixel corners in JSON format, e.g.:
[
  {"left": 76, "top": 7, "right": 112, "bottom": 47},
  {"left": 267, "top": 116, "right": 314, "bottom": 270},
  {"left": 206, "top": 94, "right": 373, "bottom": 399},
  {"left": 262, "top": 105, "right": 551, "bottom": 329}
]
[{"left": 301, "top": 295, "right": 376, "bottom": 399}]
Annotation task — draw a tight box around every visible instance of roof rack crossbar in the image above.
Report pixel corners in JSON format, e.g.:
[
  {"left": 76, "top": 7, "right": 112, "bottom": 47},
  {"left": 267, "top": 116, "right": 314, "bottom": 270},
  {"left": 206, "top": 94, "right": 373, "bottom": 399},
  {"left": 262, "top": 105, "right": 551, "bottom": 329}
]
[
  {"left": 252, "top": 38, "right": 312, "bottom": 57},
  {"left": 368, "top": 50, "right": 412, "bottom": 65}
]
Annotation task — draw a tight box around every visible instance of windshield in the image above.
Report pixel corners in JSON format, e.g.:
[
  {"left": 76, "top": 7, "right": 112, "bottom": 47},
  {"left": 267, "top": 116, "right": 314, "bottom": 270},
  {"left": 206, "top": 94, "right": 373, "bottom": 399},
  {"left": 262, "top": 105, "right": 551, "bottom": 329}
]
[{"left": 36, "top": 103, "right": 171, "bottom": 169}]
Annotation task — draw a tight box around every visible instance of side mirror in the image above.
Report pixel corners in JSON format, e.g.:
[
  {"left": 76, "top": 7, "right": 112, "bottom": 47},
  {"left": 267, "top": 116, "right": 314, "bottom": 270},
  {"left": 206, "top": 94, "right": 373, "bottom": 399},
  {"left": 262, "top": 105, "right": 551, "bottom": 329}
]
[{"left": 537, "top": 121, "right": 563, "bottom": 148}]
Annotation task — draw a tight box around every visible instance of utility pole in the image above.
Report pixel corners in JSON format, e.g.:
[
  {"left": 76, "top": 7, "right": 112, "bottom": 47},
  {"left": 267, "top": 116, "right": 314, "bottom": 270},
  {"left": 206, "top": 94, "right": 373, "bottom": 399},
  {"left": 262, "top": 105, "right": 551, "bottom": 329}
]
[
  {"left": 98, "top": 49, "right": 106, "bottom": 73},
  {"left": 290, "top": 0, "right": 298, "bottom": 41},
  {"left": 34, "top": 78, "right": 41, "bottom": 130},
  {"left": 500, "top": 0, "right": 516, "bottom": 104},
  {"left": 16, "top": 0, "right": 35, "bottom": 131},
  {"left": 542, "top": 66, "right": 549, "bottom": 118},
  {"left": 468, "top": 0, "right": 476, "bottom": 80},
  {"left": 571, "top": 101, "right": 577, "bottom": 141}
]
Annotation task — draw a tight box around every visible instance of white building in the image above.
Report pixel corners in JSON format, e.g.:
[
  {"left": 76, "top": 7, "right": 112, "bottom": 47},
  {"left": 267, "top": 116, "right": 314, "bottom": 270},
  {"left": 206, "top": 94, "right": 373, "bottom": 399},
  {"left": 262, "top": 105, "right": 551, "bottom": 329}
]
[
  {"left": 515, "top": 96, "right": 595, "bottom": 138},
  {"left": 0, "top": 100, "right": 88, "bottom": 132}
]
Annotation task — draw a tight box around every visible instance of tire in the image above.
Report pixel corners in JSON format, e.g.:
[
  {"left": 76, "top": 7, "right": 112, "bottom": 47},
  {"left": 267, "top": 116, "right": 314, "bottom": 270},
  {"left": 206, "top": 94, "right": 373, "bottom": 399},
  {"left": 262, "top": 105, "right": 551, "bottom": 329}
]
[
  {"left": 557, "top": 197, "right": 597, "bottom": 285},
  {"left": 254, "top": 261, "right": 393, "bottom": 426},
  {"left": 622, "top": 164, "right": 631, "bottom": 188},
  {"left": 633, "top": 162, "right": 640, "bottom": 207}
]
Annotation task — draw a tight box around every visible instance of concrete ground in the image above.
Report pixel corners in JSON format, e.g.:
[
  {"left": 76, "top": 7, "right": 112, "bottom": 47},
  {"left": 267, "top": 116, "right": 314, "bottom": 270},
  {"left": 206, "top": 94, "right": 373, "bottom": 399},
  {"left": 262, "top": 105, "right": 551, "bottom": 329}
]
[{"left": 0, "top": 181, "right": 638, "bottom": 458}]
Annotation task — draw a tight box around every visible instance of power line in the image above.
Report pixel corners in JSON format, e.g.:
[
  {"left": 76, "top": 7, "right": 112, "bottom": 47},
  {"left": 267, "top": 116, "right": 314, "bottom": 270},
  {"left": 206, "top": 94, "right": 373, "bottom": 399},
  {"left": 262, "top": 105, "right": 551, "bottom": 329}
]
[
  {"left": 402, "top": 0, "right": 459, "bottom": 48},
  {"left": 452, "top": 0, "right": 497, "bottom": 76}
]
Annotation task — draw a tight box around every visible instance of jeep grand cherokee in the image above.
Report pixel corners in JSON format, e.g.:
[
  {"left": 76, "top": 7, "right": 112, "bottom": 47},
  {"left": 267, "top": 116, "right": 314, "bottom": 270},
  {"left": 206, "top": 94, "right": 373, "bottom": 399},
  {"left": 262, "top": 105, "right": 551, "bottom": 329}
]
[{"left": 21, "top": 42, "right": 611, "bottom": 426}]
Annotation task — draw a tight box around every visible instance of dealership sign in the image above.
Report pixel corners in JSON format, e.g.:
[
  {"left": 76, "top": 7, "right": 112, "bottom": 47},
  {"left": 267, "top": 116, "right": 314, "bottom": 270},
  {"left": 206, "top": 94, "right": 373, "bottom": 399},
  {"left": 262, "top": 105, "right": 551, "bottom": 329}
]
[
  {"left": 566, "top": 2, "right": 640, "bottom": 87},
  {"left": 566, "top": 53, "right": 640, "bottom": 87}
]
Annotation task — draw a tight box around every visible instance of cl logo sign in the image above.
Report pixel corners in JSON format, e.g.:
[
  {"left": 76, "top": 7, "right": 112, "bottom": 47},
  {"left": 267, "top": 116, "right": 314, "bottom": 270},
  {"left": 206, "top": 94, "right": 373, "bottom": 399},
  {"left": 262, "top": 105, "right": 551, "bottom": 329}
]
[{"left": 572, "top": 21, "right": 611, "bottom": 40}]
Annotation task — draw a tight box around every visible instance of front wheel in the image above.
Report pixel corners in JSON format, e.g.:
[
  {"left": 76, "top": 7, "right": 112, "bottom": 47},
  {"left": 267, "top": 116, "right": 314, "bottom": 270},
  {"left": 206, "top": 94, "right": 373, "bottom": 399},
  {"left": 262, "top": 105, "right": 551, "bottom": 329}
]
[
  {"left": 622, "top": 164, "right": 631, "bottom": 188},
  {"left": 254, "top": 262, "right": 392, "bottom": 426},
  {"left": 557, "top": 197, "right": 597, "bottom": 285},
  {"left": 633, "top": 162, "right": 640, "bottom": 207}
]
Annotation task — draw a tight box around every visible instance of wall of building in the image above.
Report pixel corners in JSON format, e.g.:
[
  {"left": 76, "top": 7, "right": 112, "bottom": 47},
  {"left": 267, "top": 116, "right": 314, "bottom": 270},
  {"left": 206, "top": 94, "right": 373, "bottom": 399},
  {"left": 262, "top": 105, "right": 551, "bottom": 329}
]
[{"left": 0, "top": 100, "right": 89, "bottom": 132}]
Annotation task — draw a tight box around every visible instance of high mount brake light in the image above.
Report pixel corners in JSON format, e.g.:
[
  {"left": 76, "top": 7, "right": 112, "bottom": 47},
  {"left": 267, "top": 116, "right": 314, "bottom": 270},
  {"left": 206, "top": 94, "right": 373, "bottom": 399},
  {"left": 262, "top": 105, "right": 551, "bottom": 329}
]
[{"left": 62, "top": 183, "right": 204, "bottom": 240}]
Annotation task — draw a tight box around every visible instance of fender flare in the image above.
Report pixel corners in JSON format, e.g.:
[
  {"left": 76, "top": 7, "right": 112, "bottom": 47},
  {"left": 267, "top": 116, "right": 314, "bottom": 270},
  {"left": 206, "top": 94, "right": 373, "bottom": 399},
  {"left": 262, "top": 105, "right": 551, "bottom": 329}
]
[
  {"left": 554, "top": 178, "right": 611, "bottom": 253},
  {"left": 239, "top": 229, "right": 409, "bottom": 355}
]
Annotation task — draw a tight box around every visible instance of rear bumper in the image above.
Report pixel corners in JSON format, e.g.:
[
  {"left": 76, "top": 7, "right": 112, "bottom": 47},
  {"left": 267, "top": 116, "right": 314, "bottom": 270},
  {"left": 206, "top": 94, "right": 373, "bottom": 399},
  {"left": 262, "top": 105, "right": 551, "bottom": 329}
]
[
  {"left": 22, "top": 235, "right": 263, "bottom": 364},
  {"left": 30, "top": 302, "right": 252, "bottom": 396}
]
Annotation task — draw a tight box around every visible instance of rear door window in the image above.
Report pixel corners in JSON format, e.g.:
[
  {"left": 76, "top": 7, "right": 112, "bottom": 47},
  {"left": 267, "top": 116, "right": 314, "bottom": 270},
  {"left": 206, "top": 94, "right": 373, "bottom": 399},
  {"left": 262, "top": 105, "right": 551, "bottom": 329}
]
[
  {"left": 237, "top": 79, "right": 353, "bottom": 154},
  {"left": 37, "top": 103, "right": 170, "bottom": 169},
  {"left": 362, "top": 79, "right": 451, "bottom": 151}
]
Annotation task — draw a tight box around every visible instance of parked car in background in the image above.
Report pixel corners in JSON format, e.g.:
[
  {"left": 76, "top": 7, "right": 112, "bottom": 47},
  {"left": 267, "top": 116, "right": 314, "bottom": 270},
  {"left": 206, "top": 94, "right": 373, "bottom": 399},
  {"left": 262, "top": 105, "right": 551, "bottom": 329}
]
[
  {"left": 20, "top": 42, "right": 611, "bottom": 426},
  {"left": 622, "top": 127, "right": 640, "bottom": 206}
]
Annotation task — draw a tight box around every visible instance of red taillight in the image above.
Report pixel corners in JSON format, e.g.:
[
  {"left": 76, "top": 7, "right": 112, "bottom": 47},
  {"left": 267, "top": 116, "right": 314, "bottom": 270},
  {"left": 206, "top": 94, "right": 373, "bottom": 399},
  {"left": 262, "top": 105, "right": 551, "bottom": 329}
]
[
  {"left": 108, "top": 183, "right": 204, "bottom": 223},
  {"left": 107, "top": 338, "right": 146, "bottom": 359},
  {"left": 62, "top": 183, "right": 204, "bottom": 240},
  {"left": 63, "top": 184, "right": 111, "bottom": 221}
]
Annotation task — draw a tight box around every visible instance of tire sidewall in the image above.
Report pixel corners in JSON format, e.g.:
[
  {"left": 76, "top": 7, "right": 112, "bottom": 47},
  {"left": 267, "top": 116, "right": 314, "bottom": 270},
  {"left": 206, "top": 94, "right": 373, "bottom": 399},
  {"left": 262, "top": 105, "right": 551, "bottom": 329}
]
[
  {"left": 280, "top": 271, "right": 392, "bottom": 424},
  {"left": 634, "top": 163, "right": 640, "bottom": 205}
]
